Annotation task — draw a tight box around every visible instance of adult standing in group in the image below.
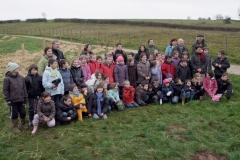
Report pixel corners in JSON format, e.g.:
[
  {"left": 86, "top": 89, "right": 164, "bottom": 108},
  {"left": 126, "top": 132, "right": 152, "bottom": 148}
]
[
  {"left": 165, "top": 39, "right": 177, "bottom": 56},
  {"left": 38, "top": 47, "right": 57, "bottom": 76},
  {"left": 172, "top": 38, "right": 188, "bottom": 58},
  {"left": 192, "top": 35, "right": 207, "bottom": 55},
  {"left": 191, "top": 45, "right": 206, "bottom": 77},
  {"left": 81, "top": 44, "right": 94, "bottom": 56},
  {"left": 52, "top": 40, "right": 66, "bottom": 63},
  {"left": 113, "top": 43, "right": 128, "bottom": 64},
  {"left": 146, "top": 39, "right": 159, "bottom": 58},
  {"left": 135, "top": 45, "right": 147, "bottom": 63}
]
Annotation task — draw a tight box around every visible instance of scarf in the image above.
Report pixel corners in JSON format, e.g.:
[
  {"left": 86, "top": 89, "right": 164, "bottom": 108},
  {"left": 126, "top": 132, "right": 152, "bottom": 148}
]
[
  {"left": 47, "top": 55, "right": 53, "bottom": 59},
  {"left": 69, "top": 91, "right": 80, "bottom": 97},
  {"left": 196, "top": 52, "right": 205, "bottom": 62},
  {"left": 50, "top": 69, "right": 58, "bottom": 78},
  {"left": 96, "top": 92, "right": 103, "bottom": 115}
]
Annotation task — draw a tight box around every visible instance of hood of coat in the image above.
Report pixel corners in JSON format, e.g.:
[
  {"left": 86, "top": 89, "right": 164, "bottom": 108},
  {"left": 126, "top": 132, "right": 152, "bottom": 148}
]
[
  {"left": 5, "top": 71, "right": 19, "bottom": 78},
  {"left": 59, "top": 68, "right": 68, "bottom": 72},
  {"left": 58, "top": 97, "right": 74, "bottom": 110},
  {"left": 27, "top": 69, "right": 40, "bottom": 77}
]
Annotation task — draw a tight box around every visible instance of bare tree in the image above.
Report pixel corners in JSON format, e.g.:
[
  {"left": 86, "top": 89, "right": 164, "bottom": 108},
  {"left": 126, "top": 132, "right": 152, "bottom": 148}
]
[
  {"left": 215, "top": 14, "right": 224, "bottom": 20},
  {"left": 42, "top": 12, "right": 47, "bottom": 19},
  {"left": 238, "top": 7, "right": 240, "bottom": 19},
  {"left": 187, "top": 16, "right": 191, "bottom": 20}
]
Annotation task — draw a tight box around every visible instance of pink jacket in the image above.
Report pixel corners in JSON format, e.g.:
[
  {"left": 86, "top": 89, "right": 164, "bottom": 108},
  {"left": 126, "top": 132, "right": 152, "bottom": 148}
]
[
  {"left": 81, "top": 64, "right": 91, "bottom": 82},
  {"left": 203, "top": 77, "right": 218, "bottom": 96}
]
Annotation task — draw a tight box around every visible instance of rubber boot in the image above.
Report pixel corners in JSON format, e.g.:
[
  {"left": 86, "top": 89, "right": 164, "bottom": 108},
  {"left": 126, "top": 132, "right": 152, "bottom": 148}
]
[
  {"left": 21, "top": 118, "right": 29, "bottom": 129},
  {"left": 182, "top": 97, "right": 185, "bottom": 106},
  {"left": 12, "top": 119, "right": 21, "bottom": 133},
  {"left": 31, "top": 125, "right": 38, "bottom": 134}
]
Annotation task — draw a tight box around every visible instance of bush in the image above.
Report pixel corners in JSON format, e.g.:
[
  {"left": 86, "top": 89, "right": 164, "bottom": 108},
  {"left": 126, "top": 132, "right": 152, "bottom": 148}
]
[
  {"left": 26, "top": 18, "right": 47, "bottom": 22},
  {"left": 223, "top": 17, "right": 231, "bottom": 24},
  {"left": 0, "top": 19, "right": 21, "bottom": 24}
]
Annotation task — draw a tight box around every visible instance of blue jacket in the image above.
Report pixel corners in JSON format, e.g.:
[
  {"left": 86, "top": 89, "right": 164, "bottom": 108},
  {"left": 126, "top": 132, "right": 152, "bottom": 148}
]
[
  {"left": 161, "top": 85, "right": 174, "bottom": 99},
  {"left": 107, "top": 89, "right": 120, "bottom": 101},
  {"left": 42, "top": 66, "right": 64, "bottom": 96},
  {"left": 165, "top": 45, "right": 173, "bottom": 56},
  {"left": 59, "top": 68, "right": 73, "bottom": 92}
]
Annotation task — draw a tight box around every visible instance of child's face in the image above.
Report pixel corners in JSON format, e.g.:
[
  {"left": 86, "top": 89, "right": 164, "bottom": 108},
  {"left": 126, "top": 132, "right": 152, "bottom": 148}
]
[
  {"left": 206, "top": 73, "right": 210, "bottom": 79},
  {"left": 81, "top": 87, "right": 87, "bottom": 92},
  {"left": 105, "top": 77, "right": 110, "bottom": 84},
  {"left": 143, "top": 85, "right": 148, "bottom": 90},
  {"left": 166, "top": 58, "right": 171, "bottom": 63},
  {"left": 119, "top": 61, "right": 124, "bottom": 65},
  {"left": 196, "top": 48, "right": 203, "bottom": 53},
  {"left": 161, "top": 55, "right": 165, "bottom": 60},
  {"left": 97, "top": 87, "right": 103, "bottom": 93},
  {"left": 174, "top": 53, "right": 179, "bottom": 58},
  {"left": 63, "top": 62, "right": 69, "bottom": 68},
  {"left": 91, "top": 56, "right": 96, "bottom": 62},
  {"left": 103, "top": 83, "right": 107, "bottom": 89},
  {"left": 153, "top": 83, "right": 159, "bottom": 88},
  {"left": 157, "top": 54, "right": 162, "bottom": 60},
  {"left": 149, "top": 55, "right": 154, "bottom": 61},
  {"left": 148, "top": 88, "right": 152, "bottom": 91},
  {"left": 97, "top": 73, "right": 102, "bottom": 79},
  {"left": 183, "top": 54, "right": 188, "bottom": 59},
  {"left": 218, "top": 53, "right": 223, "bottom": 58},
  {"left": 86, "top": 53, "right": 90, "bottom": 60},
  {"left": 129, "top": 61, "right": 134, "bottom": 66},
  {"left": 73, "top": 60, "right": 79, "bottom": 67},
  {"left": 204, "top": 49, "right": 208, "bottom": 54},
  {"left": 81, "top": 58, "right": 87, "bottom": 64},
  {"left": 106, "top": 57, "right": 113, "bottom": 64},
  {"left": 222, "top": 75, "right": 228, "bottom": 81},
  {"left": 168, "top": 77, "right": 172, "bottom": 82},
  {"left": 13, "top": 68, "right": 20, "bottom": 74},
  {"left": 141, "top": 55, "right": 147, "bottom": 62},
  {"left": 196, "top": 76, "right": 201, "bottom": 80},
  {"left": 177, "top": 79, "right": 182, "bottom": 85},
  {"left": 186, "top": 82, "right": 191, "bottom": 87},
  {"left": 153, "top": 49, "right": 158, "bottom": 54},
  {"left": 31, "top": 68, "right": 38, "bottom": 75},
  {"left": 87, "top": 45, "right": 91, "bottom": 51},
  {"left": 73, "top": 86, "right": 79, "bottom": 92},
  {"left": 97, "top": 58, "right": 102, "bottom": 64},
  {"left": 51, "top": 62, "right": 58, "bottom": 69},
  {"left": 43, "top": 96, "right": 51, "bottom": 103},
  {"left": 165, "top": 83, "right": 170, "bottom": 87},
  {"left": 128, "top": 55, "right": 133, "bottom": 59},
  {"left": 64, "top": 99, "right": 72, "bottom": 106},
  {"left": 114, "top": 85, "right": 118, "bottom": 90},
  {"left": 182, "top": 61, "right": 187, "bottom": 67},
  {"left": 124, "top": 82, "right": 130, "bottom": 88}
]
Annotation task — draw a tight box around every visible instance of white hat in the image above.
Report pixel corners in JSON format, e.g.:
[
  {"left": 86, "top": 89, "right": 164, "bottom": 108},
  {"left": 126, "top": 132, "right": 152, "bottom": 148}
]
[{"left": 7, "top": 62, "right": 19, "bottom": 72}]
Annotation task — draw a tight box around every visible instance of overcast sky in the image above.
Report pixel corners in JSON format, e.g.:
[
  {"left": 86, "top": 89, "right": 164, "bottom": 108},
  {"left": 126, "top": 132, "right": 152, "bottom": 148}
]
[{"left": 0, "top": 0, "right": 239, "bottom": 20}]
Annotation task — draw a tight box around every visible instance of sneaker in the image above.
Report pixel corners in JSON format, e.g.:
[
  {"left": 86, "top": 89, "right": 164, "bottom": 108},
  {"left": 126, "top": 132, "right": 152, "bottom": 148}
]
[{"left": 103, "top": 114, "right": 108, "bottom": 120}]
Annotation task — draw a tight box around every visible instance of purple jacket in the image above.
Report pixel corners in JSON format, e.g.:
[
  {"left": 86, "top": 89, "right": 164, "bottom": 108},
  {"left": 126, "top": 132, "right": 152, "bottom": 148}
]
[
  {"left": 171, "top": 57, "right": 180, "bottom": 68},
  {"left": 114, "top": 64, "right": 128, "bottom": 87},
  {"left": 81, "top": 64, "right": 91, "bottom": 82}
]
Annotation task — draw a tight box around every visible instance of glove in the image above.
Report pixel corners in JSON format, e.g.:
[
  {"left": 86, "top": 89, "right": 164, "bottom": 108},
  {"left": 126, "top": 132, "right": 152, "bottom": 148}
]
[
  {"left": 160, "top": 99, "right": 162, "bottom": 105},
  {"left": 167, "top": 91, "right": 172, "bottom": 96},
  {"left": 7, "top": 102, "right": 12, "bottom": 107},
  {"left": 79, "top": 104, "right": 83, "bottom": 108}
]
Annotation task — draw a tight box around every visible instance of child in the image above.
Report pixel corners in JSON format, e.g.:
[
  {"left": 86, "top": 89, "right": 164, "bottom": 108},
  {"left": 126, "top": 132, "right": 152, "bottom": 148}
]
[
  {"left": 100, "top": 81, "right": 108, "bottom": 95},
  {"left": 42, "top": 59, "right": 64, "bottom": 105},
  {"left": 171, "top": 51, "right": 181, "bottom": 68},
  {"left": 69, "top": 84, "right": 88, "bottom": 121},
  {"left": 31, "top": 92, "right": 55, "bottom": 134},
  {"left": 182, "top": 79, "right": 194, "bottom": 105},
  {"left": 161, "top": 55, "right": 176, "bottom": 79},
  {"left": 149, "top": 53, "right": 156, "bottom": 62},
  {"left": 152, "top": 81, "right": 162, "bottom": 102},
  {"left": 135, "top": 82, "right": 149, "bottom": 106},
  {"left": 150, "top": 60, "right": 162, "bottom": 84},
  {"left": 70, "top": 58, "right": 84, "bottom": 88},
  {"left": 101, "top": 54, "right": 115, "bottom": 84},
  {"left": 203, "top": 47, "right": 212, "bottom": 73},
  {"left": 80, "top": 83, "right": 91, "bottom": 114},
  {"left": 127, "top": 57, "right": 138, "bottom": 88},
  {"left": 107, "top": 83, "right": 125, "bottom": 110},
  {"left": 128, "top": 52, "right": 137, "bottom": 64},
  {"left": 86, "top": 70, "right": 103, "bottom": 93},
  {"left": 156, "top": 52, "right": 164, "bottom": 66},
  {"left": 88, "top": 84, "right": 109, "bottom": 120},
  {"left": 166, "top": 74, "right": 174, "bottom": 86},
  {"left": 137, "top": 54, "right": 151, "bottom": 84},
  {"left": 160, "top": 79, "right": 174, "bottom": 104},
  {"left": 216, "top": 73, "right": 233, "bottom": 100},
  {"left": 192, "top": 73, "right": 204, "bottom": 100},
  {"left": 25, "top": 64, "right": 45, "bottom": 126},
  {"left": 96, "top": 56, "right": 103, "bottom": 65},
  {"left": 122, "top": 80, "right": 139, "bottom": 108},
  {"left": 146, "top": 84, "right": 157, "bottom": 103},
  {"left": 56, "top": 95, "right": 77, "bottom": 124},
  {"left": 176, "top": 59, "right": 191, "bottom": 83},
  {"left": 172, "top": 78, "right": 183, "bottom": 104},
  {"left": 79, "top": 55, "right": 91, "bottom": 82},
  {"left": 203, "top": 71, "right": 218, "bottom": 97},
  {"left": 3, "top": 62, "right": 28, "bottom": 132},
  {"left": 88, "top": 54, "right": 101, "bottom": 75},
  {"left": 59, "top": 59, "right": 74, "bottom": 95},
  {"left": 212, "top": 50, "right": 230, "bottom": 80},
  {"left": 114, "top": 56, "right": 128, "bottom": 99},
  {"left": 191, "top": 45, "right": 205, "bottom": 76}
]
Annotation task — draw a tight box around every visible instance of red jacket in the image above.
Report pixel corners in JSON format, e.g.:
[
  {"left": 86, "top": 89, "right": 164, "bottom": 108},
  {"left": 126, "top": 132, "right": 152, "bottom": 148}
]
[
  {"left": 161, "top": 61, "right": 176, "bottom": 79},
  {"left": 123, "top": 86, "right": 135, "bottom": 104},
  {"left": 88, "top": 61, "right": 101, "bottom": 75},
  {"left": 101, "top": 62, "right": 115, "bottom": 84},
  {"left": 203, "top": 77, "right": 218, "bottom": 96}
]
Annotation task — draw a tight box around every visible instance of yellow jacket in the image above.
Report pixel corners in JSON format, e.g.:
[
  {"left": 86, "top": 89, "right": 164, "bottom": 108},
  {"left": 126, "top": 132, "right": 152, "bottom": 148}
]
[{"left": 69, "top": 93, "right": 87, "bottom": 121}]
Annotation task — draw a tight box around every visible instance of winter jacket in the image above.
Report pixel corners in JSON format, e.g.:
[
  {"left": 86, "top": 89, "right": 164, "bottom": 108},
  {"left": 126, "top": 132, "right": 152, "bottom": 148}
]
[
  {"left": 70, "top": 66, "right": 84, "bottom": 88},
  {"left": 101, "top": 62, "right": 115, "bottom": 84},
  {"left": 191, "top": 53, "right": 206, "bottom": 74},
  {"left": 176, "top": 65, "right": 191, "bottom": 82},
  {"left": 192, "top": 81, "right": 203, "bottom": 92},
  {"left": 137, "top": 61, "right": 151, "bottom": 83},
  {"left": 216, "top": 78, "right": 232, "bottom": 98},
  {"left": 88, "top": 93, "right": 109, "bottom": 114},
  {"left": 165, "top": 45, "right": 175, "bottom": 56},
  {"left": 183, "top": 85, "right": 192, "bottom": 92},
  {"left": 25, "top": 71, "right": 44, "bottom": 98},
  {"left": 114, "top": 64, "right": 128, "bottom": 87},
  {"left": 150, "top": 66, "right": 162, "bottom": 84},
  {"left": 146, "top": 45, "right": 159, "bottom": 57},
  {"left": 205, "top": 54, "right": 212, "bottom": 73},
  {"left": 192, "top": 39, "right": 207, "bottom": 55},
  {"left": 56, "top": 97, "right": 77, "bottom": 123},
  {"left": 107, "top": 89, "right": 120, "bottom": 101},
  {"left": 81, "top": 64, "right": 91, "bottom": 82},
  {"left": 113, "top": 50, "right": 128, "bottom": 64},
  {"left": 212, "top": 57, "right": 230, "bottom": 76},
  {"left": 161, "top": 85, "right": 174, "bottom": 99},
  {"left": 123, "top": 86, "right": 135, "bottom": 104},
  {"left": 127, "top": 64, "right": 138, "bottom": 88},
  {"left": 172, "top": 45, "right": 188, "bottom": 58},
  {"left": 37, "top": 99, "right": 55, "bottom": 121},
  {"left": 171, "top": 57, "right": 180, "bottom": 68},
  {"left": 52, "top": 48, "right": 66, "bottom": 63},
  {"left": 88, "top": 61, "right": 101, "bottom": 75},
  {"left": 135, "top": 52, "right": 147, "bottom": 63},
  {"left": 203, "top": 77, "right": 218, "bottom": 96},
  {"left": 59, "top": 68, "right": 73, "bottom": 92},
  {"left": 37, "top": 55, "right": 57, "bottom": 76},
  {"left": 161, "top": 61, "right": 176, "bottom": 79},
  {"left": 134, "top": 86, "right": 147, "bottom": 105},
  {"left": 69, "top": 93, "right": 86, "bottom": 107},
  {"left": 172, "top": 84, "right": 183, "bottom": 96},
  {"left": 3, "top": 72, "right": 28, "bottom": 103},
  {"left": 42, "top": 66, "right": 64, "bottom": 96}
]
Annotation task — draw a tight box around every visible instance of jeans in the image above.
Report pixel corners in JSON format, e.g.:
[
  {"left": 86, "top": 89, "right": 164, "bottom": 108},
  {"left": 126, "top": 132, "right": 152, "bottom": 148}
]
[
  {"left": 62, "top": 110, "right": 73, "bottom": 117},
  {"left": 172, "top": 96, "right": 180, "bottom": 104},
  {"left": 124, "top": 102, "right": 139, "bottom": 108}
]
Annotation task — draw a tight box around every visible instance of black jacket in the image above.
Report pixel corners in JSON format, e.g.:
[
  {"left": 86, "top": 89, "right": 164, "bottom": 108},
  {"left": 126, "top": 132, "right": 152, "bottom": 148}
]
[
  {"left": 52, "top": 48, "right": 66, "bottom": 63},
  {"left": 127, "top": 64, "right": 138, "bottom": 88},
  {"left": 172, "top": 45, "right": 188, "bottom": 58},
  {"left": 176, "top": 65, "right": 191, "bottom": 82},
  {"left": 56, "top": 97, "right": 77, "bottom": 123},
  {"left": 113, "top": 50, "right": 128, "bottom": 64},
  {"left": 70, "top": 66, "right": 84, "bottom": 88},
  {"left": 88, "top": 93, "right": 109, "bottom": 114},
  {"left": 217, "top": 78, "right": 232, "bottom": 98},
  {"left": 172, "top": 84, "right": 183, "bottom": 96},
  {"left": 212, "top": 57, "right": 230, "bottom": 76},
  {"left": 191, "top": 53, "right": 205, "bottom": 74},
  {"left": 25, "top": 71, "right": 44, "bottom": 98}
]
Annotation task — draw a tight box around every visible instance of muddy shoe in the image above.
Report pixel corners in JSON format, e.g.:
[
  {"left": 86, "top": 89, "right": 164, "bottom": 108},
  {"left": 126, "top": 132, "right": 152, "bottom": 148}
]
[
  {"left": 21, "top": 118, "right": 29, "bottom": 129},
  {"left": 12, "top": 119, "right": 21, "bottom": 133}
]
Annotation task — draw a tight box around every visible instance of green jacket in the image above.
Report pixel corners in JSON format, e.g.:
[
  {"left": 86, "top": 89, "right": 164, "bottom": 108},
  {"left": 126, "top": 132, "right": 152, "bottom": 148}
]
[
  {"left": 37, "top": 55, "right": 57, "bottom": 76},
  {"left": 146, "top": 45, "right": 159, "bottom": 57}
]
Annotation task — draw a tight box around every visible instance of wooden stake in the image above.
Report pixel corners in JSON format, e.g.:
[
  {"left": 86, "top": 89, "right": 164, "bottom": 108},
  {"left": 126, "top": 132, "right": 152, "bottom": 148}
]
[
  {"left": 21, "top": 43, "right": 25, "bottom": 61},
  {"left": 42, "top": 38, "right": 46, "bottom": 49},
  {"left": 78, "top": 44, "right": 82, "bottom": 54},
  {"left": 48, "top": 42, "right": 51, "bottom": 47}
]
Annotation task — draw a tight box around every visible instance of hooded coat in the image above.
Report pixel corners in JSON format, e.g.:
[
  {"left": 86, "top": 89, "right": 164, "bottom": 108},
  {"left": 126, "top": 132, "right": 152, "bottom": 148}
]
[
  {"left": 88, "top": 61, "right": 101, "bottom": 75},
  {"left": 70, "top": 66, "right": 84, "bottom": 88},
  {"left": 52, "top": 48, "right": 66, "bottom": 63},
  {"left": 203, "top": 77, "right": 218, "bottom": 96},
  {"left": 59, "top": 68, "right": 73, "bottom": 92},
  {"left": 101, "top": 62, "right": 115, "bottom": 84},
  {"left": 191, "top": 52, "right": 206, "bottom": 74},
  {"left": 161, "top": 61, "right": 176, "bottom": 79},
  {"left": 114, "top": 63, "right": 128, "bottom": 87},
  {"left": 37, "top": 99, "right": 55, "bottom": 121},
  {"left": 176, "top": 64, "right": 191, "bottom": 82},
  {"left": 123, "top": 86, "right": 135, "bottom": 104},
  {"left": 127, "top": 64, "right": 138, "bottom": 88},
  {"left": 137, "top": 61, "right": 151, "bottom": 84},
  {"left": 171, "top": 45, "right": 188, "bottom": 58},
  {"left": 37, "top": 54, "right": 57, "bottom": 76},
  {"left": 134, "top": 86, "right": 147, "bottom": 105},
  {"left": 88, "top": 93, "right": 109, "bottom": 114},
  {"left": 81, "top": 64, "right": 91, "bottom": 82},
  {"left": 212, "top": 57, "right": 230, "bottom": 76}
]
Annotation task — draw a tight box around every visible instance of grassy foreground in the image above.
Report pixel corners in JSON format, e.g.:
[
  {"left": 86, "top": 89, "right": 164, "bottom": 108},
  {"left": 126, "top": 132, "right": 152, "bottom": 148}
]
[{"left": 0, "top": 36, "right": 240, "bottom": 159}]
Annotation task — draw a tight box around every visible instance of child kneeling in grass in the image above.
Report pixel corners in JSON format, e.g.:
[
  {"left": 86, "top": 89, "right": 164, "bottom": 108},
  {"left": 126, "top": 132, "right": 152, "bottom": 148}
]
[
  {"left": 88, "top": 84, "right": 109, "bottom": 120},
  {"left": 134, "top": 82, "right": 149, "bottom": 106},
  {"left": 108, "top": 83, "right": 125, "bottom": 110},
  {"left": 216, "top": 72, "right": 233, "bottom": 100},
  {"left": 122, "top": 80, "right": 139, "bottom": 108},
  {"left": 31, "top": 92, "right": 56, "bottom": 134},
  {"left": 160, "top": 79, "right": 174, "bottom": 105}
]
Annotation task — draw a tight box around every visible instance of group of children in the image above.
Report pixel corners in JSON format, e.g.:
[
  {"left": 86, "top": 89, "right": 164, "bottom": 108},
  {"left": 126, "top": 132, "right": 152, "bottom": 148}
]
[{"left": 3, "top": 42, "right": 233, "bottom": 134}]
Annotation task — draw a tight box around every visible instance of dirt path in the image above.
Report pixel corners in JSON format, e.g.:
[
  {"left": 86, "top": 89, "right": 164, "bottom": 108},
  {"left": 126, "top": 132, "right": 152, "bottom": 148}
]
[{"left": 4, "top": 34, "right": 240, "bottom": 75}]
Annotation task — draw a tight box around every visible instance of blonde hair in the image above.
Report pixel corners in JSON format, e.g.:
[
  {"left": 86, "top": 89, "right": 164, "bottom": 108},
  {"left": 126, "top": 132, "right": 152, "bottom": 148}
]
[
  {"left": 123, "top": 80, "right": 130, "bottom": 86},
  {"left": 192, "top": 73, "right": 203, "bottom": 85},
  {"left": 71, "top": 58, "right": 79, "bottom": 66}
]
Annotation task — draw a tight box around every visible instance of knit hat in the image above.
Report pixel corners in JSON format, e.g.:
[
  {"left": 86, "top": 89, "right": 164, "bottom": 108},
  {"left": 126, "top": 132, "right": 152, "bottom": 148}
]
[
  {"left": 69, "top": 84, "right": 77, "bottom": 92},
  {"left": 166, "top": 74, "right": 172, "bottom": 78},
  {"left": 117, "top": 56, "right": 124, "bottom": 62},
  {"left": 8, "top": 62, "right": 19, "bottom": 72},
  {"left": 163, "top": 79, "right": 170, "bottom": 85}
]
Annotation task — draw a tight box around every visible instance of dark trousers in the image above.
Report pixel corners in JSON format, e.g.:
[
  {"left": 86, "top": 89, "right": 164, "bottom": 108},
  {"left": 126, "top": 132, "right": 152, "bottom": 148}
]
[
  {"left": 28, "top": 98, "right": 39, "bottom": 122},
  {"left": 119, "top": 86, "right": 123, "bottom": 99},
  {"left": 11, "top": 102, "right": 26, "bottom": 119},
  {"left": 51, "top": 94, "right": 61, "bottom": 105}
]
